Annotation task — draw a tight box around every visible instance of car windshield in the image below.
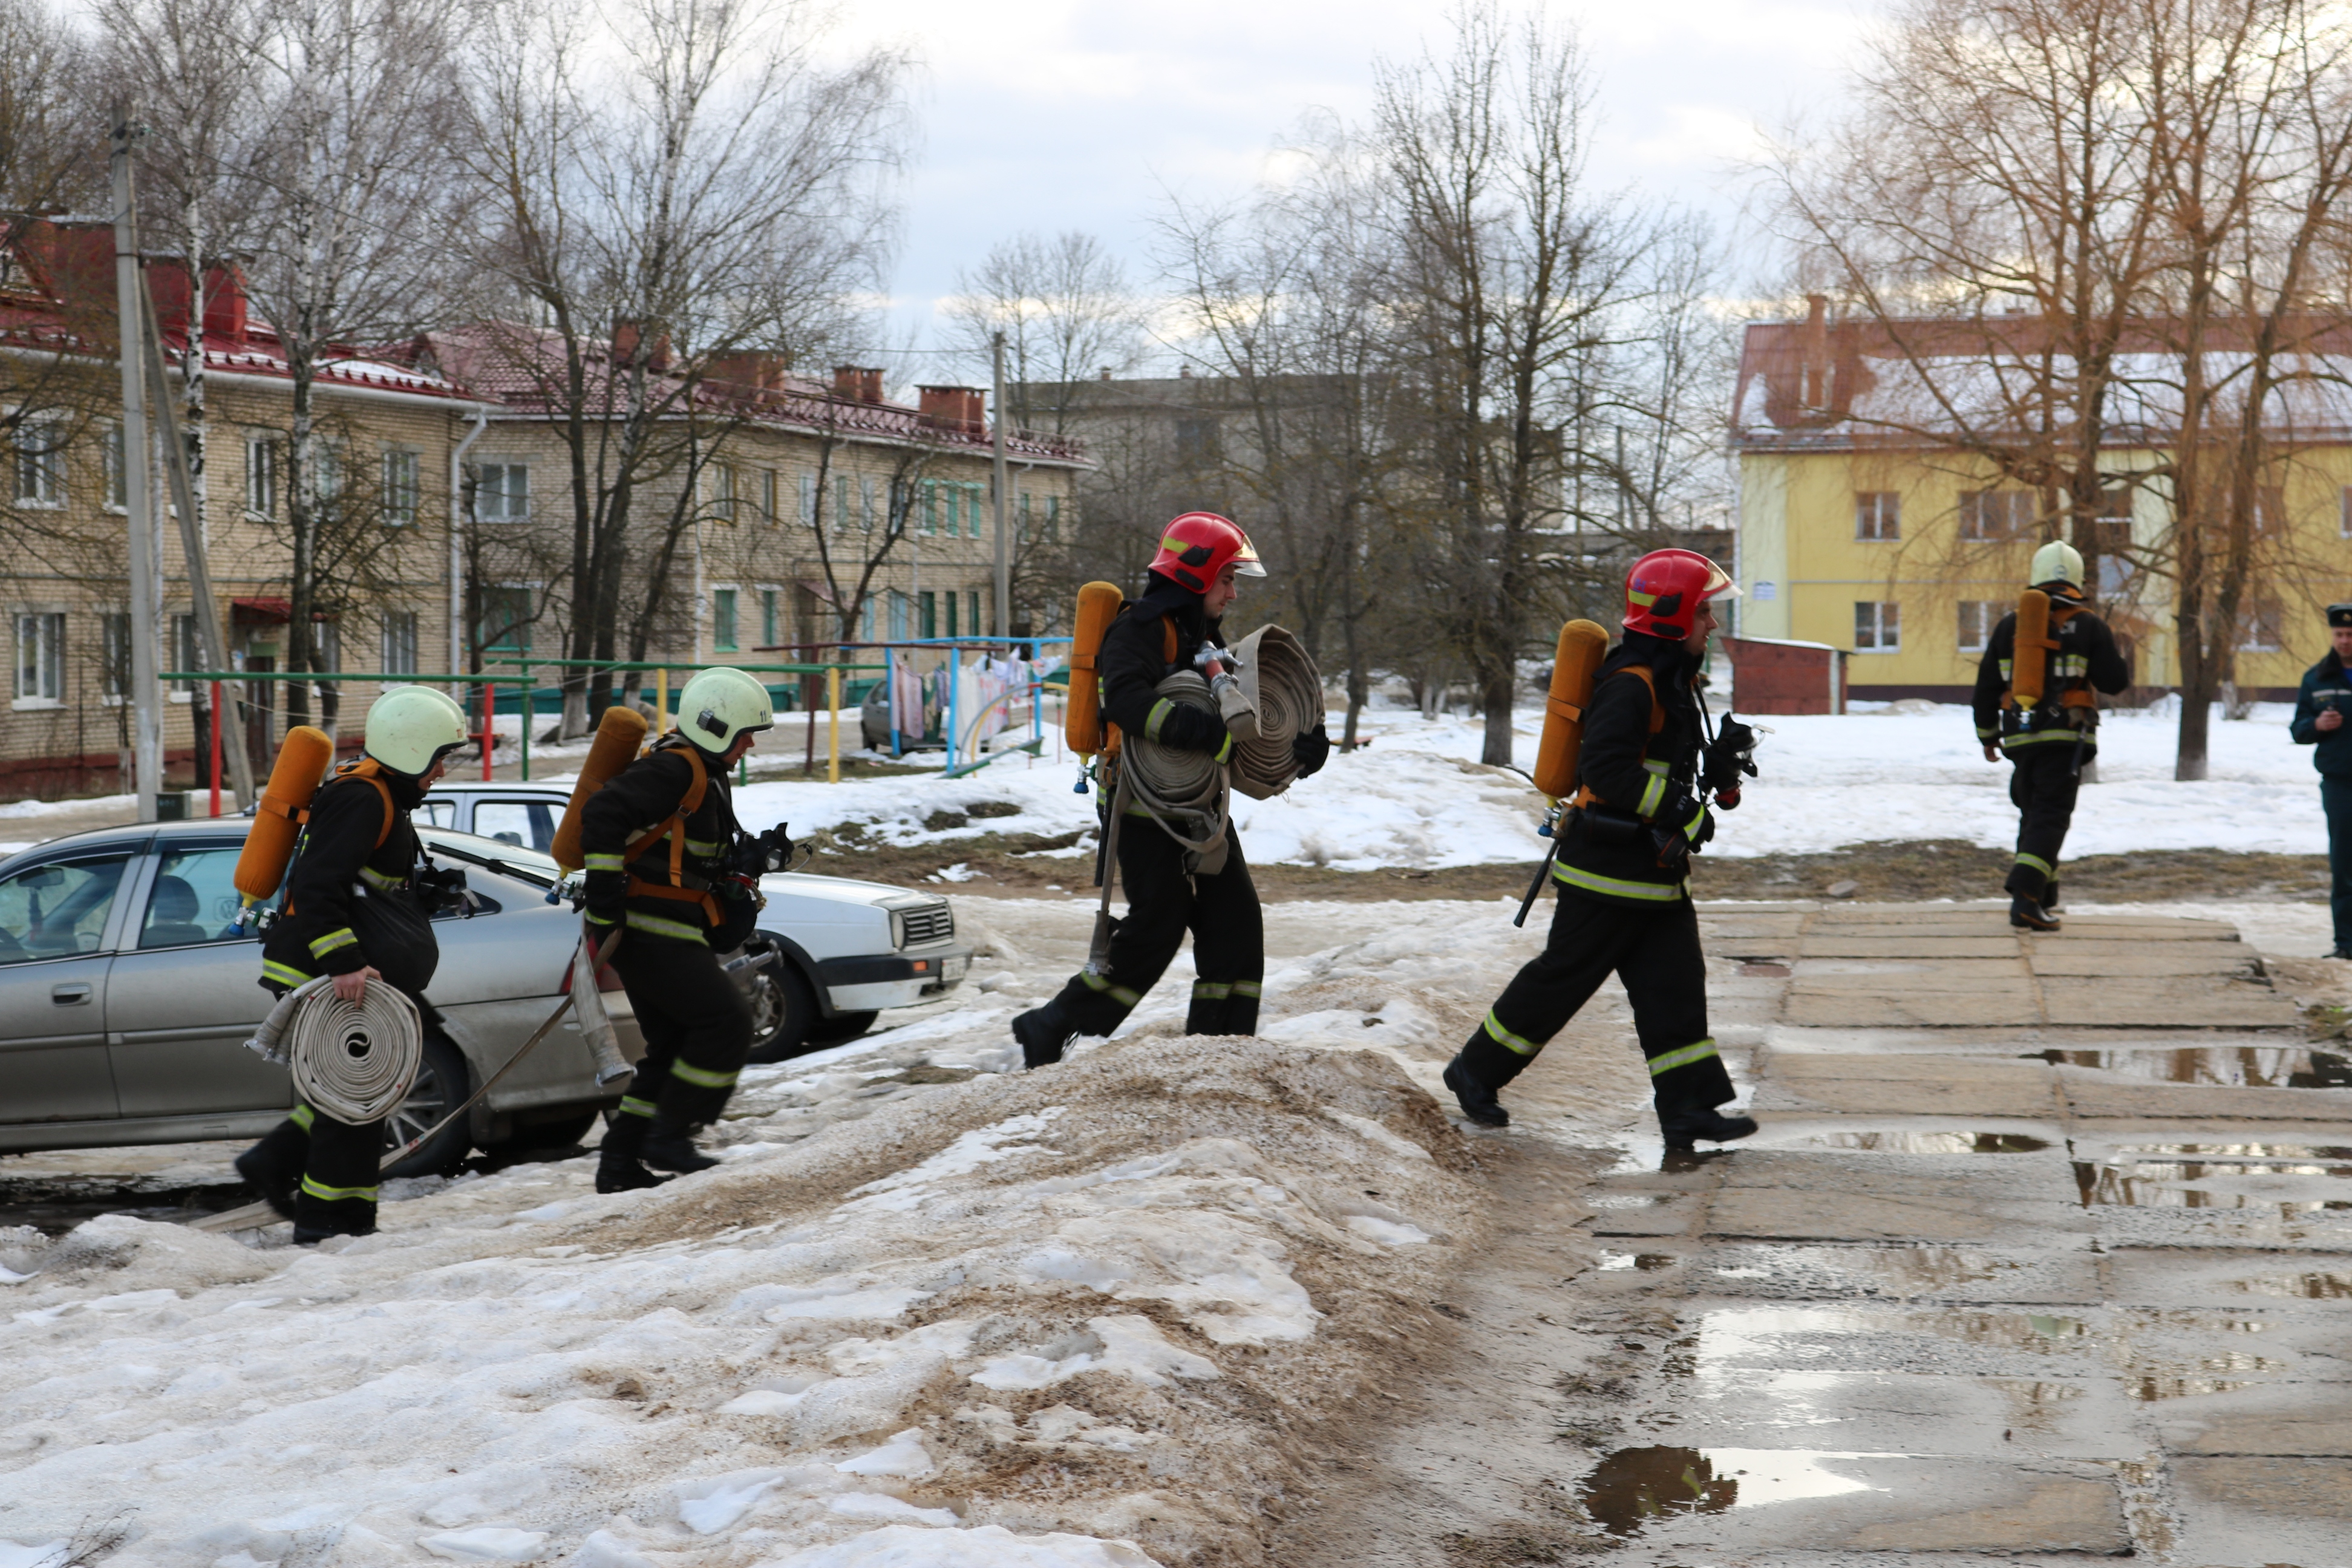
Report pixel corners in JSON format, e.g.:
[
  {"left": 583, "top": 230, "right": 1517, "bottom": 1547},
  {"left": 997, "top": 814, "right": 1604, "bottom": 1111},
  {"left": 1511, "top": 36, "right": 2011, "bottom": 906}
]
[{"left": 420, "top": 828, "right": 563, "bottom": 889}]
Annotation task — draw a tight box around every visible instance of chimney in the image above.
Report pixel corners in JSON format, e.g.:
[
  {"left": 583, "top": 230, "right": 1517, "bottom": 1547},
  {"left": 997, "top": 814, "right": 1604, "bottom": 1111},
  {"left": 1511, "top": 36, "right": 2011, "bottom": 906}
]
[
  {"left": 707, "top": 351, "right": 788, "bottom": 391},
  {"left": 916, "top": 385, "right": 985, "bottom": 434},
  {"left": 1178, "top": 365, "right": 1193, "bottom": 379},
  {"left": 613, "top": 320, "right": 671, "bottom": 371},
  {"left": 202, "top": 262, "right": 249, "bottom": 345},
  {"left": 1099, "top": 367, "right": 1111, "bottom": 381},
  {"left": 1802, "top": 293, "right": 1830, "bottom": 408},
  {"left": 832, "top": 365, "right": 884, "bottom": 403}
]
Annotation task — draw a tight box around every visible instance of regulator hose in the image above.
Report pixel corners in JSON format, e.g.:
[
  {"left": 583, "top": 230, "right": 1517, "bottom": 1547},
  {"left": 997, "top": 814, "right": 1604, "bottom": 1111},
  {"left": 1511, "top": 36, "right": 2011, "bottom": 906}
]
[
  {"left": 1226, "top": 626, "right": 1324, "bottom": 800},
  {"left": 244, "top": 974, "right": 424, "bottom": 1124},
  {"left": 1120, "top": 670, "right": 1230, "bottom": 861}
]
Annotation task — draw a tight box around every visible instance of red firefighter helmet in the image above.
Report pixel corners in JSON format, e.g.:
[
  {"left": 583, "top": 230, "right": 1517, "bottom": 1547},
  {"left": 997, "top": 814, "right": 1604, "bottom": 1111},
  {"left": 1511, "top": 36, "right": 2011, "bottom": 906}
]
[
  {"left": 1622, "top": 549, "right": 1739, "bottom": 639},
  {"left": 1148, "top": 511, "right": 1266, "bottom": 593}
]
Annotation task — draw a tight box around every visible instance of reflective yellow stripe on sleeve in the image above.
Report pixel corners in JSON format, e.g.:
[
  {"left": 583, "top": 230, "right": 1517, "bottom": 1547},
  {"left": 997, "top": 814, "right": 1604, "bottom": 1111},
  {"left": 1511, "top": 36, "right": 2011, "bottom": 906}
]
[
  {"left": 309, "top": 928, "right": 358, "bottom": 959},
  {"left": 583, "top": 854, "right": 626, "bottom": 872},
  {"left": 1636, "top": 771, "right": 1667, "bottom": 817}
]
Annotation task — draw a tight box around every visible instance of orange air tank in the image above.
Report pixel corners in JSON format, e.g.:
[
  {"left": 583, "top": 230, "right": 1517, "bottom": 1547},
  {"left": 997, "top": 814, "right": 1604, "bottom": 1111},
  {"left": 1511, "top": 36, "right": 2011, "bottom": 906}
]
[
  {"left": 1533, "top": 619, "right": 1612, "bottom": 799},
  {"left": 552, "top": 704, "right": 652, "bottom": 872},
  {"left": 1064, "top": 581, "right": 1125, "bottom": 757},
  {"left": 2010, "top": 589, "right": 2052, "bottom": 708},
  {"left": 234, "top": 725, "right": 336, "bottom": 901}
]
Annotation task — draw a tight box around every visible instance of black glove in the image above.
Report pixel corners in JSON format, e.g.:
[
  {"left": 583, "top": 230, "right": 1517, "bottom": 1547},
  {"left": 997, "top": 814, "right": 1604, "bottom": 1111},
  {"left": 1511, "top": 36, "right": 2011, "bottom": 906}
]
[
  {"left": 1292, "top": 725, "right": 1331, "bottom": 779},
  {"left": 1651, "top": 792, "right": 1713, "bottom": 872},
  {"left": 725, "top": 823, "right": 795, "bottom": 881},
  {"left": 1702, "top": 717, "right": 1759, "bottom": 797}
]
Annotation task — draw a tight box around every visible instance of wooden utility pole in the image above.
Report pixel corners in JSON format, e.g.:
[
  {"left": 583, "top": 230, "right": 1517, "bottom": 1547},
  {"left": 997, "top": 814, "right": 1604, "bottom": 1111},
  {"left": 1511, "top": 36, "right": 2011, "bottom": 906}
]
[
  {"left": 112, "top": 106, "right": 162, "bottom": 820},
  {"left": 992, "top": 331, "right": 1010, "bottom": 641}
]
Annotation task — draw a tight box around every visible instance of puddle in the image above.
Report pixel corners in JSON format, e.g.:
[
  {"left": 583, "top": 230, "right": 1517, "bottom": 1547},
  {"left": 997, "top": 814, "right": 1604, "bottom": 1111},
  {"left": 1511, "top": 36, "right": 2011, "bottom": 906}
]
[
  {"left": 1597, "top": 1251, "right": 1682, "bottom": 1272},
  {"left": 2132, "top": 1376, "right": 2258, "bottom": 1401},
  {"left": 2072, "top": 1158, "right": 2352, "bottom": 1209},
  {"left": 1578, "top": 1446, "right": 1886, "bottom": 1535},
  {"left": 2219, "top": 1269, "right": 2352, "bottom": 1300},
  {"left": 1740, "top": 963, "right": 1792, "bottom": 977},
  {"left": 2032, "top": 1045, "right": 2352, "bottom": 1088},
  {"left": 2091, "top": 1142, "right": 2352, "bottom": 1162},
  {"left": 1792, "top": 1131, "right": 2051, "bottom": 1155}
]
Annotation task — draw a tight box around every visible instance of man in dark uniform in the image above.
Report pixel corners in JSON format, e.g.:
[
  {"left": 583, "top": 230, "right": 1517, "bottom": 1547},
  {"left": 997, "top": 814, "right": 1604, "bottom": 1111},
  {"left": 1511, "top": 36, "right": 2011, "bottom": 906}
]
[
  {"left": 235, "top": 686, "right": 469, "bottom": 1243},
  {"left": 1011, "top": 511, "right": 1330, "bottom": 1065},
  {"left": 1970, "top": 540, "right": 2132, "bottom": 930},
  {"left": 580, "top": 665, "right": 773, "bottom": 1192},
  {"left": 1442, "top": 549, "right": 1759, "bottom": 1148},
  {"left": 2289, "top": 603, "right": 2352, "bottom": 959}
]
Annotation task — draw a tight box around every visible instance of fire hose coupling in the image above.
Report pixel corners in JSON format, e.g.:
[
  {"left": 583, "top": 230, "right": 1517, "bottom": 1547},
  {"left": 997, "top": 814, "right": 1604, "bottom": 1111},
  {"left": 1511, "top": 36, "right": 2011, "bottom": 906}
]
[
  {"left": 1536, "top": 802, "right": 1563, "bottom": 840},
  {"left": 1192, "top": 639, "right": 1243, "bottom": 675}
]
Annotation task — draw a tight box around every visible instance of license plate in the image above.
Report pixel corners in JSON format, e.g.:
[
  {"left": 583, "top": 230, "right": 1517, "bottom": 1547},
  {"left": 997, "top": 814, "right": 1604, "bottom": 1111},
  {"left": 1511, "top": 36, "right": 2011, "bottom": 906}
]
[{"left": 943, "top": 955, "right": 969, "bottom": 982}]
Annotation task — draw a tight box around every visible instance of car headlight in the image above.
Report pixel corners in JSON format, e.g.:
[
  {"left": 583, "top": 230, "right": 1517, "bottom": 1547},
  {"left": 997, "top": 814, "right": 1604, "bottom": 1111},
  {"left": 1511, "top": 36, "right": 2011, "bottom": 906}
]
[{"left": 889, "top": 909, "right": 907, "bottom": 950}]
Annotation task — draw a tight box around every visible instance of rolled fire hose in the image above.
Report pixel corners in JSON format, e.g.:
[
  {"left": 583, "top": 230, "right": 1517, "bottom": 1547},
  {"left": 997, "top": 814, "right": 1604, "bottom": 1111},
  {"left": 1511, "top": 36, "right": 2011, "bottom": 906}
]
[
  {"left": 1224, "top": 626, "right": 1324, "bottom": 800},
  {"left": 1120, "top": 670, "right": 1232, "bottom": 866},
  {"left": 244, "top": 974, "right": 424, "bottom": 1124}
]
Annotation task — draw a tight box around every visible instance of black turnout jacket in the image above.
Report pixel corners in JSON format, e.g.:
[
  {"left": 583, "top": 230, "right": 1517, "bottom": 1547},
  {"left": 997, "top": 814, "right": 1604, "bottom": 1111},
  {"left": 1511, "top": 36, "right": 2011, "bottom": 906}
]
[
  {"left": 1970, "top": 605, "right": 2131, "bottom": 757},
  {"left": 1101, "top": 572, "right": 1233, "bottom": 763},
  {"left": 261, "top": 765, "right": 431, "bottom": 991},
  {"left": 1557, "top": 632, "right": 1709, "bottom": 906},
  {"left": 580, "top": 739, "right": 742, "bottom": 945}
]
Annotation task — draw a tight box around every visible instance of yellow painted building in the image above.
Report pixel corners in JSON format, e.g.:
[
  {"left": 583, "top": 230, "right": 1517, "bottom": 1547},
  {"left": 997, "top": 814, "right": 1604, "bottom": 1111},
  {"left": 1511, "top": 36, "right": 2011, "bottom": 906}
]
[{"left": 1733, "top": 310, "right": 2352, "bottom": 700}]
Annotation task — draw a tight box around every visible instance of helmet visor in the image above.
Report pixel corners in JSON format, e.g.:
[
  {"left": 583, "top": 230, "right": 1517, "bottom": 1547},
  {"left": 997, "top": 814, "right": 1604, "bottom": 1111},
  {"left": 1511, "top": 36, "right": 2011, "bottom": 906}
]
[
  {"left": 1701, "top": 563, "right": 1740, "bottom": 603},
  {"left": 1231, "top": 536, "right": 1268, "bottom": 578}
]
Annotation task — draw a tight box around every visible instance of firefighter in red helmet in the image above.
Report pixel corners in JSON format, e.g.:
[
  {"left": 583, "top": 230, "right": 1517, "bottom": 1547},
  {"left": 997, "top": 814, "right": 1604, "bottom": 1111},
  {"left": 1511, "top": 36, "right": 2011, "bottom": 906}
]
[
  {"left": 1013, "top": 512, "right": 1330, "bottom": 1064},
  {"left": 1443, "top": 548, "right": 1762, "bottom": 1148}
]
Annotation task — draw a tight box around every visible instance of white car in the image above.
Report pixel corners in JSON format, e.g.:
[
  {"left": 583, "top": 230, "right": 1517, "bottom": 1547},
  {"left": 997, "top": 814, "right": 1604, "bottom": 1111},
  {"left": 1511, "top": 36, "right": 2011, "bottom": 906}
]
[{"left": 420, "top": 782, "right": 970, "bottom": 1059}]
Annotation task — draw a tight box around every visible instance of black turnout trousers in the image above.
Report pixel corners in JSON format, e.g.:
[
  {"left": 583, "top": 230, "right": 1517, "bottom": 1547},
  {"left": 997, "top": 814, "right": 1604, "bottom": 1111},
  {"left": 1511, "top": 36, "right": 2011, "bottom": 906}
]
[
  {"left": 1051, "top": 818, "right": 1265, "bottom": 1039},
  {"left": 609, "top": 933, "right": 755, "bottom": 1127},
  {"left": 245, "top": 973, "right": 432, "bottom": 1240},
  {"left": 2005, "top": 745, "right": 2083, "bottom": 901},
  {"left": 1457, "top": 889, "right": 1734, "bottom": 1117}
]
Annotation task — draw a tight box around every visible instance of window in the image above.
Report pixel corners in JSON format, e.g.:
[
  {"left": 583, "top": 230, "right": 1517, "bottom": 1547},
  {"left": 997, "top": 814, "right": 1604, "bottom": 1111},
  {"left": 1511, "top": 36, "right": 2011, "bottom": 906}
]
[
  {"left": 1855, "top": 491, "right": 1900, "bottom": 540},
  {"left": 799, "top": 471, "right": 817, "bottom": 526},
  {"left": 713, "top": 587, "right": 738, "bottom": 652},
  {"left": 309, "top": 442, "right": 342, "bottom": 502},
  {"left": 474, "top": 800, "right": 557, "bottom": 853},
  {"left": 1958, "top": 489, "right": 2033, "bottom": 540},
  {"left": 15, "top": 611, "right": 61, "bottom": 704},
  {"left": 99, "top": 611, "right": 129, "bottom": 701},
  {"left": 12, "top": 418, "right": 62, "bottom": 506},
  {"left": 969, "top": 590, "right": 982, "bottom": 638},
  {"left": 1854, "top": 601, "right": 1900, "bottom": 652},
  {"left": 315, "top": 618, "right": 341, "bottom": 674},
  {"left": 860, "top": 475, "right": 877, "bottom": 532},
  {"left": 2239, "top": 598, "right": 2284, "bottom": 652},
  {"left": 2341, "top": 485, "right": 2352, "bottom": 538},
  {"left": 475, "top": 586, "right": 532, "bottom": 655},
  {"left": 102, "top": 424, "right": 127, "bottom": 512},
  {"left": 944, "top": 589, "right": 958, "bottom": 639},
  {"left": 139, "top": 846, "right": 244, "bottom": 948},
  {"left": 920, "top": 590, "right": 937, "bottom": 640},
  {"left": 1175, "top": 417, "right": 1219, "bottom": 462},
  {"left": 887, "top": 589, "right": 906, "bottom": 641},
  {"left": 760, "top": 589, "right": 779, "bottom": 647},
  {"left": 1957, "top": 600, "right": 2001, "bottom": 653},
  {"left": 710, "top": 465, "right": 736, "bottom": 524},
  {"left": 0, "top": 853, "right": 130, "bottom": 962},
  {"left": 246, "top": 433, "right": 277, "bottom": 516},
  {"left": 477, "top": 461, "right": 528, "bottom": 521},
  {"left": 861, "top": 595, "right": 876, "bottom": 641},
  {"left": 1019, "top": 492, "right": 1033, "bottom": 541},
  {"left": 1047, "top": 495, "right": 1062, "bottom": 542},
  {"left": 382, "top": 610, "right": 418, "bottom": 675},
  {"left": 967, "top": 485, "right": 984, "bottom": 538},
  {"left": 170, "top": 613, "right": 203, "bottom": 694},
  {"left": 923, "top": 481, "right": 940, "bottom": 535},
  {"left": 835, "top": 474, "right": 851, "bottom": 534},
  {"left": 381, "top": 448, "right": 420, "bottom": 526},
  {"left": 762, "top": 469, "right": 778, "bottom": 524}
]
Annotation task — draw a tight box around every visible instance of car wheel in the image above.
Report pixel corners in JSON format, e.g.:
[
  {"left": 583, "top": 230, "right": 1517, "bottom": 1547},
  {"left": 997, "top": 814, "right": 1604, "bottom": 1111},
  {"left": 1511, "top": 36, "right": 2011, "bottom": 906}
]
[
  {"left": 805, "top": 1009, "right": 878, "bottom": 1046},
  {"left": 381, "top": 1031, "right": 473, "bottom": 1178},
  {"left": 743, "top": 963, "right": 821, "bottom": 1064}
]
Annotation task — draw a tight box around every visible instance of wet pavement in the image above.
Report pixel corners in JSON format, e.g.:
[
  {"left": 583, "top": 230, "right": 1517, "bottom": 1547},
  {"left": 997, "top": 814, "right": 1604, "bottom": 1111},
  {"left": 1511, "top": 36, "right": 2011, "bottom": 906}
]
[{"left": 1289, "top": 902, "right": 2352, "bottom": 1567}]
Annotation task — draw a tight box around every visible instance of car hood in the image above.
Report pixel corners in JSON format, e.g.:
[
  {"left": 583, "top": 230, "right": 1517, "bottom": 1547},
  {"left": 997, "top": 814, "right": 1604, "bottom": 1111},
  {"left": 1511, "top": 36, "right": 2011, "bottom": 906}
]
[{"left": 757, "top": 871, "right": 938, "bottom": 910}]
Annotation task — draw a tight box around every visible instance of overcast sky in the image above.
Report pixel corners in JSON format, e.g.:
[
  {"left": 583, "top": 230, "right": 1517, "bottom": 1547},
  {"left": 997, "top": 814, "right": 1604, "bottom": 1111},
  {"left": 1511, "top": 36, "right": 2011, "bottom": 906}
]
[{"left": 827, "top": 0, "right": 1877, "bottom": 383}]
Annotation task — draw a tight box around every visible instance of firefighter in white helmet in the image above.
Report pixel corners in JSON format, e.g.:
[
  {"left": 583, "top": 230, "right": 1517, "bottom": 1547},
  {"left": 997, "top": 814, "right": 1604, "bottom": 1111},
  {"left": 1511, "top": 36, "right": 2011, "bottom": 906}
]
[
  {"left": 578, "top": 667, "right": 785, "bottom": 1191},
  {"left": 1970, "top": 540, "right": 2132, "bottom": 930},
  {"left": 235, "top": 686, "right": 469, "bottom": 1243}
]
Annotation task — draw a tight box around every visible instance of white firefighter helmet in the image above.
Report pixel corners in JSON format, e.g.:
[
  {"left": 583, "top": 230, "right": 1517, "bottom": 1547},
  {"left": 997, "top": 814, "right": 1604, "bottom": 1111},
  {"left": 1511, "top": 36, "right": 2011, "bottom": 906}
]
[
  {"left": 676, "top": 666, "right": 774, "bottom": 752},
  {"left": 363, "top": 685, "right": 469, "bottom": 776},
  {"left": 2030, "top": 540, "right": 2086, "bottom": 593}
]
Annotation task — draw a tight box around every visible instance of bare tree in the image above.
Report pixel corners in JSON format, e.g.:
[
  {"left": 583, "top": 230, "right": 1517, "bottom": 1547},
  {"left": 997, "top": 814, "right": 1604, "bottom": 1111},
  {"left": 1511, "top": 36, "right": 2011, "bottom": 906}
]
[
  {"left": 941, "top": 231, "right": 1149, "bottom": 434},
  {"left": 456, "top": 0, "right": 910, "bottom": 733}
]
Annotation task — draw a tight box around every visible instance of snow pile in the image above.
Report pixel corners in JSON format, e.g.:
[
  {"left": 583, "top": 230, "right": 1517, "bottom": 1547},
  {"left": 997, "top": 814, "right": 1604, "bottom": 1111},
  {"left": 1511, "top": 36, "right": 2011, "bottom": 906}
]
[
  {"left": 0, "top": 1030, "right": 1495, "bottom": 1567},
  {"left": 704, "top": 699, "right": 2334, "bottom": 867}
]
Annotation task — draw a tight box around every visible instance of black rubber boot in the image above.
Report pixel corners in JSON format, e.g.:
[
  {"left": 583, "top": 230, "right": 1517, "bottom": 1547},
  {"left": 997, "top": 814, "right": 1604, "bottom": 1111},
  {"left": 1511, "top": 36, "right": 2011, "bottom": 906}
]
[
  {"left": 234, "top": 1143, "right": 299, "bottom": 1221},
  {"left": 640, "top": 1088, "right": 720, "bottom": 1175},
  {"left": 2041, "top": 879, "right": 2060, "bottom": 912},
  {"left": 595, "top": 1112, "right": 673, "bottom": 1194},
  {"left": 2010, "top": 893, "right": 2060, "bottom": 932},
  {"left": 1443, "top": 1057, "right": 1509, "bottom": 1126},
  {"left": 1659, "top": 1107, "right": 1760, "bottom": 1149},
  {"left": 1013, "top": 1000, "right": 1075, "bottom": 1069}
]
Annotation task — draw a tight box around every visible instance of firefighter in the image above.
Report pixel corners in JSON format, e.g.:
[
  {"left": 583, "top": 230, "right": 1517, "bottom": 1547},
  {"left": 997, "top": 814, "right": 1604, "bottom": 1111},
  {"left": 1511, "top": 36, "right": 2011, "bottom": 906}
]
[
  {"left": 580, "top": 666, "right": 774, "bottom": 1192},
  {"left": 233, "top": 686, "right": 470, "bottom": 1243},
  {"left": 1442, "top": 549, "right": 1759, "bottom": 1149},
  {"left": 1971, "top": 540, "right": 2132, "bottom": 930},
  {"left": 2288, "top": 603, "right": 2352, "bottom": 959},
  {"left": 1011, "top": 511, "right": 1330, "bottom": 1065}
]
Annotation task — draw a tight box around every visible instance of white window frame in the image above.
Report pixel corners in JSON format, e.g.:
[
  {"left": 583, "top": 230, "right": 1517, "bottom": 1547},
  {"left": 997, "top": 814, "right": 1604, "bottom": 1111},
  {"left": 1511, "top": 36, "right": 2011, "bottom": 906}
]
[
  {"left": 102, "top": 423, "right": 128, "bottom": 514},
  {"left": 99, "top": 610, "right": 129, "bottom": 705},
  {"left": 708, "top": 463, "right": 736, "bottom": 524},
  {"left": 758, "top": 584, "right": 782, "bottom": 647},
  {"left": 860, "top": 474, "right": 877, "bottom": 532},
  {"left": 1855, "top": 600, "right": 1901, "bottom": 653},
  {"left": 1854, "top": 491, "right": 1900, "bottom": 541},
  {"left": 11, "top": 415, "right": 64, "bottom": 509},
  {"left": 246, "top": 431, "right": 278, "bottom": 517},
  {"left": 761, "top": 468, "right": 778, "bottom": 524},
  {"left": 1957, "top": 599, "right": 1999, "bottom": 653},
  {"left": 476, "top": 460, "right": 529, "bottom": 523},
  {"left": 800, "top": 471, "right": 818, "bottom": 526},
  {"left": 381, "top": 608, "right": 419, "bottom": 676},
  {"left": 381, "top": 446, "right": 421, "bottom": 526},
  {"left": 14, "top": 609, "right": 63, "bottom": 708},
  {"left": 168, "top": 611, "right": 200, "bottom": 702}
]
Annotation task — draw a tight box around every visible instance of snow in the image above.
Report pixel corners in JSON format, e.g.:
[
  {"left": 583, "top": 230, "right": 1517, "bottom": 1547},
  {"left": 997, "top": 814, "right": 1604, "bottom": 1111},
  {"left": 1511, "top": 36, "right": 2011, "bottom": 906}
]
[{"left": 711, "top": 698, "right": 2334, "bottom": 872}]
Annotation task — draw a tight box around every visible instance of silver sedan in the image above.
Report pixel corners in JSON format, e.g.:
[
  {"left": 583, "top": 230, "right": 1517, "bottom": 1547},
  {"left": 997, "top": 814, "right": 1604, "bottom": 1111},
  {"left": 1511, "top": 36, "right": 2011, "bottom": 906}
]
[{"left": 0, "top": 819, "right": 642, "bottom": 1176}]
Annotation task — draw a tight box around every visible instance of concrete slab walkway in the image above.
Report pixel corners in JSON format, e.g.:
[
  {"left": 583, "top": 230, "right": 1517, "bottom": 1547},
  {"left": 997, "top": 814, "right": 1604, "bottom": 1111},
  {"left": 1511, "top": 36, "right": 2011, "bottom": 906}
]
[{"left": 1281, "top": 901, "right": 2352, "bottom": 1567}]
